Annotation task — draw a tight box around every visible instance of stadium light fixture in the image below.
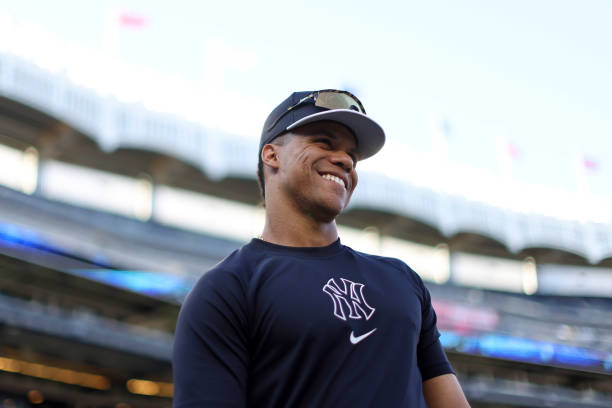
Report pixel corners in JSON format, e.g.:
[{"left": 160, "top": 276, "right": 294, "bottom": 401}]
[
  {"left": 522, "top": 256, "right": 538, "bottom": 295},
  {"left": 0, "top": 356, "right": 110, "bottom": 390},
  {"left": 21, "top": 147, "right": 39, "bottom": 195},
  {"left": 126, "top": 378, "right": 173, "bottom": 398}
]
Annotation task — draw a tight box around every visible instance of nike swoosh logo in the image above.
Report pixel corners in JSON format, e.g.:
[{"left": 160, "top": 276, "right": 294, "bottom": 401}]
[{"left": 349, "top": 328, "right": 377, "bottom": 345}]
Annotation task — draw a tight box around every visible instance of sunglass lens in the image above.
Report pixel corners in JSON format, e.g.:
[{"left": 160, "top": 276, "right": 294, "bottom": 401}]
[{"left": 315, "top": 92, "right": 365, "bottom": 113}]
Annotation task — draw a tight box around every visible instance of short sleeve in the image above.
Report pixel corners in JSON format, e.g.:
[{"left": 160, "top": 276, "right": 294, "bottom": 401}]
[
  {"left": 172, "top": 267, "right": 249, "bottom": 408},
  {"left": 415, "top": 276, "right": 454, "bottom": 381}
]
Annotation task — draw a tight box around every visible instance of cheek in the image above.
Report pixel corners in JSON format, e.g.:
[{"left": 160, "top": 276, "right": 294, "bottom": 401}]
[
  {"left": 349, "top": 172, "right": 358, "bottom": 193},
  {"left": 280, "top": 148, "right": 308, "bottom": 173},
  {"left": 290, "top": 151, "right": 317, "bottom": 177},
  {"left": 293, "top": 148, "right": 312, "bottom": 166}
]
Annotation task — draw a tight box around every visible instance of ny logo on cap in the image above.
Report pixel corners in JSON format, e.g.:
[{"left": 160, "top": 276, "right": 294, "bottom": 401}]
[{"left": 322, "top": 278, "right": 375, "bottom": 321}]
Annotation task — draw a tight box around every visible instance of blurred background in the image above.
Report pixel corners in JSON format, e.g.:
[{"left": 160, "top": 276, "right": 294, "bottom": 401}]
[{"left": 0, "top": 0, "right": 611, "bottom": 407}]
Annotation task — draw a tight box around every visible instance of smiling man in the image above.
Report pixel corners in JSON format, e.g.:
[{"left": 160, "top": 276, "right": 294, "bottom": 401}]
[{"left": 172, "top": 90, "right": 470, "bottom": 407}]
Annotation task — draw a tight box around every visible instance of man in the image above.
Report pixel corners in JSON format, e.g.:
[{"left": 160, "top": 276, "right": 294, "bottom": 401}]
[{"left": 173, "top": 89, "right": 470, "bottom": 407}]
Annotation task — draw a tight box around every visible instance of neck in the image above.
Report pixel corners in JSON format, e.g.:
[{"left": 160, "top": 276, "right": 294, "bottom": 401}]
[{"left": 260, "top": 202, "right": 339, "bottom": 248}]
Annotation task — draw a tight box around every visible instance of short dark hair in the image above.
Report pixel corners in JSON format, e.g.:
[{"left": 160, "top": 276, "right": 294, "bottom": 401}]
[{"left": 256, "top": 133, "right": 290, "bottom": 205}]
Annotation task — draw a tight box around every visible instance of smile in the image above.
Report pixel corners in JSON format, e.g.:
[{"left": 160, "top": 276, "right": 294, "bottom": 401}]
[{"left": 321, "top": 173, "right": 346, "bottom": 189}]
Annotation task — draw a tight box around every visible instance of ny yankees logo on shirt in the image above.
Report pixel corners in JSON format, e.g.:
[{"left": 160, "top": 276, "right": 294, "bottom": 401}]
[{"left": 322, "top": 278, "right": 376, "bottom": 344}]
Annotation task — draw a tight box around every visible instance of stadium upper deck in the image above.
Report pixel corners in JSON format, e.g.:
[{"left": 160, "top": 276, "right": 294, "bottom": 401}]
[
  {"left": 1, "top": 49, "right": 612, "bottom": 266},
  {"left": 1, "top": 47, "right": 612, "bottom": 299},
  {"left": 0, "top": 52, "right": 612, "bottom": 263}
]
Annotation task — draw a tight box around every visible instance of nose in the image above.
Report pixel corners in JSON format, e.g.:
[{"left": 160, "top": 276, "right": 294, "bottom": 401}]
[{"left": 331, "top": 150, "right": 355, "bottom": 172}]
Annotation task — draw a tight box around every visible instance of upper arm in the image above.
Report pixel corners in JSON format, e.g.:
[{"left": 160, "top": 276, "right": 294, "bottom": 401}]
[
  {"left": 411, "top": 266, "right": 465, "bottom": 405},
  {"left": 422, "top": 373, "right": 470, "bottom": 408},
  {"left": 172, "top": 268, "right": 249, "bottom": 408},
  {"left": 414, "top": 272, "right": 453, "bottom": 380}
]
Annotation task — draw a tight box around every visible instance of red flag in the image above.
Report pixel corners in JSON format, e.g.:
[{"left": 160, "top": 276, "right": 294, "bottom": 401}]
[
  {"left": 119, "top": 12, "right": 147, "bottom": 28},
  {"left": 583, "top": 156, "right": 599, "bottom": 171},
  {"left": 507, "top": 141, "right": 520, "bottom": 160}
]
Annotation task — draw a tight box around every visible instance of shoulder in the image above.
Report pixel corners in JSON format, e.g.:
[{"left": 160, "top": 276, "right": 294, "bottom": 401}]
[
  {"left": 184, "top": 243, "right": 256, "bottom": 303},
  {"left": 205, "top": 244, "right": 253, "bottom": 279},
  {"left": 343, "top": 245, "right": 429, "bottom": 294},
  {"left": 177, "top": 244, "right": 257, "bottom": 329},
  {"left": 347, "top": 246, "right": 422, "bottom": 277}
]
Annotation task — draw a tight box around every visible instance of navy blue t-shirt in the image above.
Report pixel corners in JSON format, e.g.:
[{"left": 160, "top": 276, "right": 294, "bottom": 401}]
[{"left": 173, "top": 238, "right": 453, "bottom": 407}]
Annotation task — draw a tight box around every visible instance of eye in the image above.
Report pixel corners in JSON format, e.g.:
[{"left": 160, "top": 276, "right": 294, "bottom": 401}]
[{"left": 315, "top": 138, "right": 333, "bottom": 147}]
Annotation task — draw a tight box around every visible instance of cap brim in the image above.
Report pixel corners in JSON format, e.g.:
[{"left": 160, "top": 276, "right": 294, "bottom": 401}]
[{"left": 286, "top": 109, "right": 385, "bottom": 160}]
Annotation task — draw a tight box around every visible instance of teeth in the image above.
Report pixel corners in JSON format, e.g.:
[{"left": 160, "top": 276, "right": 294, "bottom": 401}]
[{"left": 322, "top": 174, "right": 345, "bottom": 188}]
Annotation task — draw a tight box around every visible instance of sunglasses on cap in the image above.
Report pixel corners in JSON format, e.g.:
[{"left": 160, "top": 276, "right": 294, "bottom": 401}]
[{"left": 266, "top": 89, "right": 366, "bottom": 131}]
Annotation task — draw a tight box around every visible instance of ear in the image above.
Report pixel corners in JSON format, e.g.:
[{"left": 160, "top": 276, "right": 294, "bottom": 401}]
[{"left": 261, "top": 143, "right": 281, "bottom": 170}]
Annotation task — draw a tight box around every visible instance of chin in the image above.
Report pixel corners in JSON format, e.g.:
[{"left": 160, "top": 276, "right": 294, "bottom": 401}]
[{"left": 310, "top": 200, "right": 347, "bottom": 223}]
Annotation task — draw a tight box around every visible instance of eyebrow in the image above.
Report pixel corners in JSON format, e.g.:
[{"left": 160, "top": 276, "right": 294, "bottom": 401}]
[
  {"left": 319, "top": 130, "right": 336, "bottom": 139},
  {"left": 315, "top": 130, "right": 358, "bottom": 159}
]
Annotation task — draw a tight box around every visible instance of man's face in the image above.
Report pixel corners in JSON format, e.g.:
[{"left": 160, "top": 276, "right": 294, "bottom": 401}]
[{"left": 272, "top": 121, "right": 359, "bottom": 222}]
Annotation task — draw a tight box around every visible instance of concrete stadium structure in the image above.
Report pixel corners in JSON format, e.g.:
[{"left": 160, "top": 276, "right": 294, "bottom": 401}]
[{"left": 1, "top": 49, "right": 612, "bottom": 285}]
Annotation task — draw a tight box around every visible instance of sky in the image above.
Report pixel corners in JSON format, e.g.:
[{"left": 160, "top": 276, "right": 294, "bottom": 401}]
[{"left": 1, "top": 0, "right": 611, "bottom": 198}]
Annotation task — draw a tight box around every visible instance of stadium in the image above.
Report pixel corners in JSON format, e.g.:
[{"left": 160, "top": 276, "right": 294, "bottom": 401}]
[{"left": 1, "top": 5, "right": 612, "bottom": 408}]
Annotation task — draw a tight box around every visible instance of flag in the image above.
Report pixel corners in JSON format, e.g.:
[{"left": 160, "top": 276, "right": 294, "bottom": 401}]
[
  {"left": 429, "top": 114, "right": 450, "bottom": 162},
  {"left": 119, "top": 12, "right": 147, "bottom": 29},
  {"left": 496, "top": 136, "right": 521, "bottom": 182},
  {"left": 507, "top": 141, "right": 520, "bottom": 161},
  {"left": 440, "top": 119, "right": 451, "bottom": 140},
  {"left": 575, "top": 154, "right": 599, "bottom": 193},
  {"left": 582, "top": 156, "right": 599, "bottom": 171}
]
